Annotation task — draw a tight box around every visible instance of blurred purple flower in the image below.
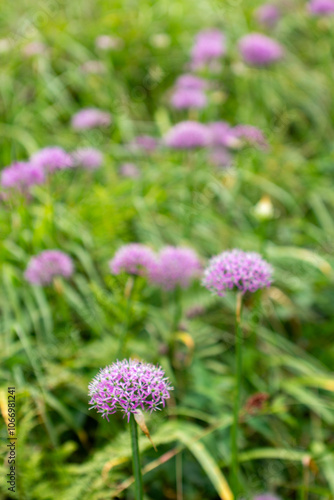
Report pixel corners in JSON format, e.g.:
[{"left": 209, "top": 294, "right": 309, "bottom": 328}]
[
  {"left": 25, "top": 250, "right": 74, "bottom": 285},
  {"left": 80, "top": 60, "right": 106, "bottom": 74},
  {"left": 170, "top": 87, "right": 207, "bottom": 109},
  {"left": 164, "top": 121, "right": 211, "bottom": 149},
  {"left": 119, "top": 162, "right": 140, "bottom": 178},
  {"left": 1, "top": 161, "right": 45, "bottom": 194},
  {"left": 71, "top": 108, "right": 112, "bottom": 130},
  {"left": 232, "top": 125, "right": 268, "bottom": 149},
  {"left": 254, "top": 495, "right": 281, "bottom": 500},
  {"left": 129, "top": 135, "right": 158, "bottom": 152},
  {"left": 239, "top": 33, "right": 283, "bottom": 66},
  {"left": 88, "top": 359, "right": 173, "bottom": 422},
  {"left": 202, "top": 249, "right": 273, "bottom": 296},
  {"left": 72, "top": 148, "right": 103, "bottom": 169},
  {"left": 209, "top": 147, "right": 233, "bottom": 168},
  {"left": 149, "top": 246, "right": 202, "bottom": 290},
  {"left": 208, "top": 121, "right": 237, "bottom": 148},
  {"left": 31, "top": 147, "right": 73, "bottom": 172},
  {"left": 109, "top": 243, "right": 157, "bottom": 276},
  {"left": 191, "top": 29, "right": 226, "bottom": 66},
  {"left": 308, "top": 0, "right": 334, "bottom": 14},
  {"left": 175, "top": 74, "right": 208, "bottom": 90},
  {"left": 22, "top": 41, "right": 47, "bottom": 57},
  {"left": 95, "top": 35, "right": 123, "bottom": 50},
  {"left": 255, "top": 4, "right": 281, "bottom": 27}
]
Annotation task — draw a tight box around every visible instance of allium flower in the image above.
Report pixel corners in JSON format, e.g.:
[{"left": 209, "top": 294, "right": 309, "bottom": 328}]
[
  {"left": 129, "top": 135, "right": 158, "bottom": 152},
  {"left": 255, "top": 4, "right": 281, "bottom": 27},
  {"left": 22, "top": 41, "right": 47, "bottom": 57},
  {"left": 95, "top": 35, "right": 123, "bottom": 50},
  {"left": 191, "top": 29, "right": 226, "bottom": 66},
  {"left": 88, "top": 359, "right": 174, "bottom": 421},
  {"left": 119, "top": 162, "right": 140, "bottom": 178},
  {"left": 254, "top": 495, "right": 281, "bottom": 500},
  {"left": 149, "top": 246, "right": 202, "bottom": 290},
  {"left": 232, "top": 125, "right": 268, "bottom": 149},
  {"left": 209, "top": 148, "right": 233, "bottom": 168},
  {"left": 1, "top": 161, "right": 45, "bottom": 194},
  {"left": 202, "top": 249, "right": 273, "bottom": 296},
  {"left": 72, "top": 148, "right": 103, "bottom": 169},
  {"left": 208, "top": 121, "right": 238, "bottom": 148},
  {"left": 71, "top": 108, "right": 112, "bottom": 130},
  {"left": 164, "top": 121, "right": 211, "bottom": 149},
  {"left": 175, "top": 74, "right": 208, "bottom": 90},
  {"left": 109, "top": 244, "right": 157, "bottom": 276},
  {"left": 170, "top": 87, "right": 207, "bottom": 109},
  {"left": 31, "top": 147, "right": 73, "bottom": 172},
  {"left": 239, "top": 33, "right": 284, "bottom": 66},
  {"left": 80, "top": 60, "right": 106, "bottom": 74},
  {"left": 308, "top": 0, "right": 334, "bottom": 15},
  {"left": 24, "top": 250, "right": 74, "bottom": 285}
]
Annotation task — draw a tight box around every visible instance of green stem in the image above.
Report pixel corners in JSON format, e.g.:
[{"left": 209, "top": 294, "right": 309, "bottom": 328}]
[
  {"left": 117, "top": 276, "right": 135, "bottom": 358},
  {"left": 130, "top": 414, "right": 143, "bottom": 500},
  {"left": 231, "top": 291, "right": 243, "bottom": 496}
]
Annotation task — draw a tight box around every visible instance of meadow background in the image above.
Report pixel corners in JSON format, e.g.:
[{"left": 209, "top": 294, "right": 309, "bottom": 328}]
[{"left": 1, "top": 0, "right": 334, "bottom": 498}]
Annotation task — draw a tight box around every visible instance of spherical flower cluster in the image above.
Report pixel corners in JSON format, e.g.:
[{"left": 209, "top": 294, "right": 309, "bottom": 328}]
[
  {"left": 208, "top": 121, "right": 237, "bottom": 148},
  {"left": 88, "top": 359, "right": 174, "bottom": 421},
  {"left": 308, "top": 0, "right": 334, "bottom": 15},
  {"left": 175, "top": 74, "right": 208, "bottom": 90},
  {"left": 170, "top": 87, "right": 207, "bottom": 109},
  {"left": 1, "top": 161, "right": 45, "bottom": 194},
  {"left": 24, "top": 250, "right": 74, "bottom": 285},
  {"left": 164, "top": 121, "right": 211, "bottom": 149},
  {"left": 239, "top": 33, "right": 284, "bottom": 66},
  {"left": 202, "top": 249, "right": 273, "bottom": 296},
  {"left": 255, "top": 4, "right": 281, "bottom": 27},
  {"left": 31, "top": 147, "right": 73, "bottom": 172},
  {"left": 109, "top": 244, "right": 156, "bottom": 276},
  {"left": 232, "top": 125, "right": 268, "bottom": 149},
  {"left": 72, "top": 148, "right": 103, "bottom": 169},
  {"left": 191, "top": 29, "right": 226, "bottom": 66},
  {"left": 119, "top": 162, "right": 140, "bottom": 178},
  {"left": 129, "top": 135, "right": 158, "bottom": 152},
  {"left": 254, "top": 494, "right": 281, "bottom": 500},
  {"left": 71, "top": 108, "right": 112, "bottom": 130},
  {"left": 149, "top": 246, "right": 202, "bottom": 290}
]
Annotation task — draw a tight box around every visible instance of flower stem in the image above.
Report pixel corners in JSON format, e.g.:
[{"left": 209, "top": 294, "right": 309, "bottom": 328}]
[
  {"left": 130, "top": 414, "right": 143, "bottom": 500},
  {"left": 231, "top": 291, "right": 243, "bottom": 496},
  {"left": 117, "top": 276, "right": 134, "bottom": 358}
]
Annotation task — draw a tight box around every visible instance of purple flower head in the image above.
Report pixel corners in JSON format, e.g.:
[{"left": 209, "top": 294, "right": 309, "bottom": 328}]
[
  {"left": 209, "top": 147, "right": 233, "bottom": 168},
  {"left": 72, "top": 148, "right": 103, "bottom": 169},
  {"left": 308, "top": 0, "right": 334, "bottom": 15},
  {"left": 80, "top": 60, "right": 106, "bottom": 74},
  {"left": 129, "top": 135, "right": 158, "bottom": 152},
  {"left": 23, "top": 41, "right": 47, "bottom": 57},
  {"left": 170, "top": 87, "right": 207, "bottom": 110},
  {"left": 255, "top": 4, "right": 281, "bottom": 27},
  {"left": 71, "top": 108, "right": 112, "bottom": 130},
  {"left": 208, "top": 121, "right": 238, "bottom": 148},
  {"left": 95, "top": 35, "right": 123, "bottom": 50},
  {"left": 232, "top": 125, "right": 268, "bottom": 149},
  {"left": 254, "top": 495, "right": 281, "bottom": 500},
  {"left": 191, "top": 29, "right": 226, "bottom": 65},
  {"left": 88, "top": 359, "right": 174, "bottom": 422},
  {"left": 202, "top": 249, "right": 273, "bottom": 296},
  {"left": 164, "top": 121, "right": 211, "bottom": 149},
  {"left": 1, "top": 161, "right": 45, "bottom": 194},
  {"left": 31, "top": 147, "right": 73, "bottom": 172},
  {"left": 24, "top": 250, "right": 74, "bottom": 285},
  {"left": 109, "top": 244, "right": 157, "bottom": 276},
  {"left": 175, "top": 74, "right": 208, "bottom": 90},
  {"left": 239, "top": 33, "right": 284, "bottom": 66},
  {"left": 149, "top": 246, "right": 202, "bottom": 291},
  {"left": 119, "top": 162, "right": 140, "bottom": 178}
]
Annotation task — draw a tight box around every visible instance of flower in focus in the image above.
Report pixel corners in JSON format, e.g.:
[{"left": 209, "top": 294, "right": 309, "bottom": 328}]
[
  {"left": 72, "top": 148, "right": 103, "bottom": 169},
  {"left": 88, "top": 359, "right": 174, "bottom": 421},
  {"left": 24, "top": 250, "right": 74, "bottom": 285},
  {"left": 31, "top": 147, "right": 73, "bottom": 172},
  {"left": 128, "top": 135, "right": 158, "bottom": 152},
  {"left": 119, "top": 162, "right": 140, "bottom": 178},
  {"left": 164, "top": 121, "right": 211, "bottom": 149},
  {"left": 202, "top": 249, "right": 273, "bottom": 296},
  {"left": 232, "top": 125, "right": 268, "bottom": 149},
  {"left": 109, "top": 244, "right": 157, "bottom": 276},
  {"left": 1, "top": 161, "right": 45, "bottom": 194},
  {"left": 71, "top": 108, "right": 112, "bottom": 130},
  {"left": 255, "top": 4, "right": 281, "bottom": 27},
  {"left": 175, "top": 74, "right": 208, "bottom": 90},
  {"left": 308, "top": 0, "right": 334, "bottom": 15},
  {"left": 95, "top": 35, "right": 123, "bottom": 50},
  {"left": 238, "top": 33, "right": 284, "bottom": 66},
  {"left": 149, "top": 246, "right": 202, "bottom": 290},
  {"left": 170, "top": 87, "right": 207, "bottom": 109},
  {"left": 191, "top": 29, "right": 226, "bottom": 67}
]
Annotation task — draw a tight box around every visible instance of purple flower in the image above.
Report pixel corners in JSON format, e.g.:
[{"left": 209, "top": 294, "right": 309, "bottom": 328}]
[
  {"left": 22, "top": 41, "right": 47, "bottom": 57},
  {"left": 129, "top": 135, "right": 158, "bottom": 152},
  {"left": 31, "top": 147, "right": 73, "bottom": 172},
  {"left": 209, "top": 148, "right": 233, "bottom": 168},
  {"left": 308, "top": 0, "right": 334, "bottom": 15},
  {"left": 1, "top": 161, "right": 45, "bottom": 194},
  {"left": 175, "top": 74, "right": 208, "bottom": 90},
  {"left": 95, "top": 35, "right": 123, "bottom": 50},
  {"left": 80, "top": 60, "right": 106, "bottom": 74},
  {"left": 170, "top": 87, "right": 207, "bottom": 109},
  {"left": 119, "top": 162, "right": 140, "bottom": 178},
  {"left": 109, "top": 244, "right": 157, "bottom": 276},
  {"left": 202, "top": 249, "right": 273, "bottom": 296},
  {"left": 24, "top": 250, "right": 74, "bottom": 285},
  {"left": 232, "top": 125, "right": 268, "bottom": 149},
  {"left": 149, "top": 246, "right": 202, "bottom": 290},
  {"left": 71, "top": 108, "right": 112, "bottom": 130},
  {"left": 72, "top": 148, "right": 103, "bottom": 169},
  {"left": 191, "top": 29, "right": 226, "bottom": 66},
  {"left": 255, "top": 4, "right": 281, "bottom": 27},
  {"left": 239, "top": 33, "right": 284, "bottom": 66},
  {"left": 164, "top": 121, "right": 211, "bottom": 149},
  {"left": 208, "top": 121, "right": 237, "bottom": 148},
  {"left": 88, "top": 359, "right": 174, "bottom": 422},
  {"left": 254, "top": 495, "right": 281, "bottom": 500}
]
